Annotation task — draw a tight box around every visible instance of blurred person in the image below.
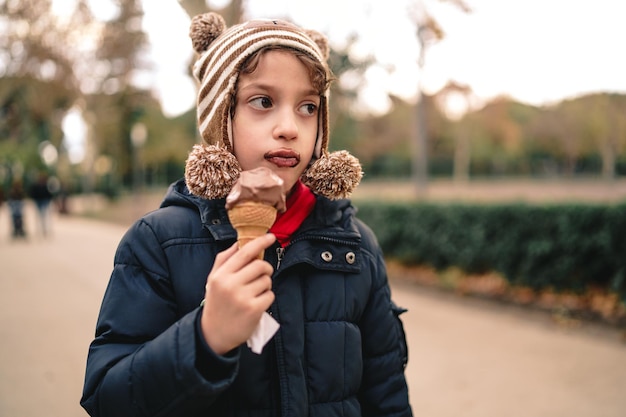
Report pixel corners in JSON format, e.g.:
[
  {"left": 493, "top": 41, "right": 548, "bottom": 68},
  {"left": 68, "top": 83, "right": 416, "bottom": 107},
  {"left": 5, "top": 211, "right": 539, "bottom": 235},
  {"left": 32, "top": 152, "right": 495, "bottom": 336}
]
[
  {"left": 81, "top": 13, "right": 412, "bottom": 417},
  {"left": 8, "top": 179, "right": 26, "bottom": 239},
  {"left": 54, "top": 180, "right": 70, "bottom": 215},
  {"left": 0, "top": 185, "right": 4, "bottom": 237},
  {"left": 28, "top": 172, "right": 54, "bottom": 237}
]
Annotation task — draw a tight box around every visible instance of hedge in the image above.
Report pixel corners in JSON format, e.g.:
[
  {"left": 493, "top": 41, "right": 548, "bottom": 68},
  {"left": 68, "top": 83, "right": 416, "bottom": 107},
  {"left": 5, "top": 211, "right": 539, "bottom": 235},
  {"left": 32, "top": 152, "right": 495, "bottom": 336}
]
[{"left": 355, "top": 201, "right": 626, "bottom": 298}]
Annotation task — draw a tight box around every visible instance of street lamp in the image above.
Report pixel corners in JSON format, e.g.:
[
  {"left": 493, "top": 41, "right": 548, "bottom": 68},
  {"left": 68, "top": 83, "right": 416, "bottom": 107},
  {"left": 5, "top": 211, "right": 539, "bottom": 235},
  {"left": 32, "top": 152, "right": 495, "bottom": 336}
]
[
  {"left": 436, "top": 81, "right": 473, "bottom": 183},
  {"left": 131, "top": 122, "right": 147, "bottom": 192},
  {"left": 130, "top": 122, "right": 148, "bottom": 218},
  {"left": 38, "top": 140, "right": 58, "bottom": 167}
]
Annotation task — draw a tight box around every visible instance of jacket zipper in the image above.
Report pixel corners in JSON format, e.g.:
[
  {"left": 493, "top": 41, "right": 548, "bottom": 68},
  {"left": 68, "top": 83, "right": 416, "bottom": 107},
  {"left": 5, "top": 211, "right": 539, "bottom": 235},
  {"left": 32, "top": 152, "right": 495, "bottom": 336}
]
[
  {"left": 290, "top": 235, "right": 360, "bottom": 248},
  {"left": 275, "top": 247, "right": 284, "bottom": 270}
]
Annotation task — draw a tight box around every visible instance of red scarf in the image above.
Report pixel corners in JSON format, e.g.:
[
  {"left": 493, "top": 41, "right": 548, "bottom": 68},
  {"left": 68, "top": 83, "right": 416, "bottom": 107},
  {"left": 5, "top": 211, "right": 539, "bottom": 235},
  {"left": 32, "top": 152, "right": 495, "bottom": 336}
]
[{"left": 269, "top": 181, "right": 316, "bottom": 247}]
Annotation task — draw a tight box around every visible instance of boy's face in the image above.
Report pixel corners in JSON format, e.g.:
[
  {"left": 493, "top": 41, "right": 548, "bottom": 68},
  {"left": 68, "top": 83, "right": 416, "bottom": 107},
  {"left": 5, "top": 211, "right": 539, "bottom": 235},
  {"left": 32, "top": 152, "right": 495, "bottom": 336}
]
[{"left": 232, "top": 50, "right": 320, "bottom": 195}]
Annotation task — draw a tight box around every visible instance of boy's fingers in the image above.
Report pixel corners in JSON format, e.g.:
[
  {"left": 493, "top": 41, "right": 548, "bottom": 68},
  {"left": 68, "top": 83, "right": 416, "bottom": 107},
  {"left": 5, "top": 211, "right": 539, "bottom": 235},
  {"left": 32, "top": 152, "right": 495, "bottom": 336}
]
[
  {"left": 231, "top": 233, "right": 276, "bottom": 266},
  {"left": 247, "top": 274, "right": 273, "bottom": 297}
]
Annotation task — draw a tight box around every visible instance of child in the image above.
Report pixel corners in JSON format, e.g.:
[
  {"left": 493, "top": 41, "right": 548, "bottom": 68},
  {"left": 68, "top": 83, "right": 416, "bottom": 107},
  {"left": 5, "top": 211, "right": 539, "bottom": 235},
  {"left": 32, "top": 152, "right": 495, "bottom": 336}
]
[{"left": 81, "top": 12, "right": 412, "bottom": 417}]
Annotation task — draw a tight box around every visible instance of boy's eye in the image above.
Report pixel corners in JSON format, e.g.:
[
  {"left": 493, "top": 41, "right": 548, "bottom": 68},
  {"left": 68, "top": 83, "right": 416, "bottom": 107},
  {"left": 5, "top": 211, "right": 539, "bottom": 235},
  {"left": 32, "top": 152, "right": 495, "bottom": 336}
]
[
  {"left": 249, "top": 96, "right": 273, "bottom": 109},
  {"left": 299, "top": 103, "right": 318, "bottom": 116}
]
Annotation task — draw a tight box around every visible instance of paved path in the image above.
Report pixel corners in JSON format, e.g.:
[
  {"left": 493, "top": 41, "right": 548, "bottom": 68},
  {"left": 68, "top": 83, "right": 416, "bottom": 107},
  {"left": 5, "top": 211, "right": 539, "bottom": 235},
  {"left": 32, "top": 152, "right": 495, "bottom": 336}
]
[{"left": 1, "top": 204, "right": 625, "bottom": 417}]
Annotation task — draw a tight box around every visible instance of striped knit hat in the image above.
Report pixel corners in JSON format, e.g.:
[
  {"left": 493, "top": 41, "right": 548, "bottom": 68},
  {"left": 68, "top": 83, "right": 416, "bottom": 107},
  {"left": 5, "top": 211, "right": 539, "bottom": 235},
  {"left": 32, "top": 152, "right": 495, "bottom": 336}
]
[{"left": 184, "top": 12, "right": 362, "bottom": 201}]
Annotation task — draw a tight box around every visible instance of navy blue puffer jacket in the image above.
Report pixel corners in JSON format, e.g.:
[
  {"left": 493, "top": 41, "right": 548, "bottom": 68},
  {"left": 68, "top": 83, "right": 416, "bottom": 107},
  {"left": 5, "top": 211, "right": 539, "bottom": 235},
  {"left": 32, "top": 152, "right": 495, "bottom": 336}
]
[{"left": 81, "top": 179, "right": 412, "bottom": 417}]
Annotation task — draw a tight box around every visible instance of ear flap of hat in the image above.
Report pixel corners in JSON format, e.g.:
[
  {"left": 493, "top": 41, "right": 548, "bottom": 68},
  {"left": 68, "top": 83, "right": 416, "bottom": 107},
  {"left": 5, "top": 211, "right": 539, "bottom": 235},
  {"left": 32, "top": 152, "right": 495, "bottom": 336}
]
[
  {"left": 185, "top": 144, "right": 242, "bottom": 199},
  {"left": 201, "top": 97, "right": 234, "bottom": 151}
]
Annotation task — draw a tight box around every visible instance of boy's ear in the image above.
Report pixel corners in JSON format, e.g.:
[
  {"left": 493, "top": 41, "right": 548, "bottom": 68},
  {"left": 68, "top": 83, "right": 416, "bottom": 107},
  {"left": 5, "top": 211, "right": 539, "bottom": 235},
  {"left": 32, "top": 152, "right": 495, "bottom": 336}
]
[
  {"left": 304, "top": 29, "right": 330, "bottom": 61},
  {"left": 190, "top": 12, "right": 227, "bottom": 54}
]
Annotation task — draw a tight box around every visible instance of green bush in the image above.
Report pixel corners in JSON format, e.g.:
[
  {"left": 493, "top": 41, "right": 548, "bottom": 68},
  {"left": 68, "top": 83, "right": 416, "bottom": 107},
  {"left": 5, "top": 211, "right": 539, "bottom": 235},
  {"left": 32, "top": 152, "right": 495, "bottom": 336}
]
[{"left": 355, "top": 201, "right": 626, "bottom": 298}]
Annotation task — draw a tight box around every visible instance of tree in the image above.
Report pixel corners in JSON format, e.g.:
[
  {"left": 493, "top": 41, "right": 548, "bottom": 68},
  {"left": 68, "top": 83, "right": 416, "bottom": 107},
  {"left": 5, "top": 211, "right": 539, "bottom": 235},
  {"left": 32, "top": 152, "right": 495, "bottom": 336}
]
[
  {"left": 0, "top": 0, "right": 90, "bottom": 179},
  {"left": 408, "top": 0, "right": 471, "bottom": 194},
  {"left": 76, "top": 0, "right": 153, "bottom": 190},
  {"left": 0, "top": 76, "right": 74, "bottom": 170},
  {"left": 435, "top": 81, "right": 474, "bottom": 182},
  {"left": 466, "top": 97, "right": 539, "bottom": 176},
  {"left": 0, "top": 0, "right": 154, "bottom": 191},
  {"left": 583, "top": 94, "right": 626, "bottom": 180},
  {"left": 177, "top": 0, "right": 243, "bottom": 24},
  {"left": 352, "top": 93, "right": 448, "bottom": 179},
  {"left": 528, "top": 98, "right": 594, "bottom": 176}
]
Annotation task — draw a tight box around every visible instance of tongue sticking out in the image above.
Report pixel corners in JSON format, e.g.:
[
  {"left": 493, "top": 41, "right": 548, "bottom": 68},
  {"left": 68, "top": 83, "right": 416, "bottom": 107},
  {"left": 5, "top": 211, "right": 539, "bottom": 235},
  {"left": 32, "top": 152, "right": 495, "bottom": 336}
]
[
  {"left": 266, "top": 156, "right": 298, "bottom": 168},
  {"left": 264, "top": 149, "right": 300, "bottom": 168}
]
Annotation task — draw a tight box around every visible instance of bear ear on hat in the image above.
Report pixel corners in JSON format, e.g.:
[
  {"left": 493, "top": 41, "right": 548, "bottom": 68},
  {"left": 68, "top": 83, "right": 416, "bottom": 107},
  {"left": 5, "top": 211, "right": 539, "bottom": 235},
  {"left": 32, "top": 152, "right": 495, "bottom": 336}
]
[
  {"left": 189, "top": 12, "right": 227, "bottom": 54},
  {"left": 304, "top": 29, "right": 330, "bottom": 61}
]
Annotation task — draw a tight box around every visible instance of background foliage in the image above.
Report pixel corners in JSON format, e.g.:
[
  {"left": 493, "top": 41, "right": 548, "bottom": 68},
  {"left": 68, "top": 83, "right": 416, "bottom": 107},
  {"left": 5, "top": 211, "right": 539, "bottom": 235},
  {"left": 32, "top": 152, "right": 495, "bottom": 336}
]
[
  {"left": 356, "top": 201, "right": 626, "bottom": 300},
  {"left": 2, "top": 0, "right": 626, "bottom": 197}
]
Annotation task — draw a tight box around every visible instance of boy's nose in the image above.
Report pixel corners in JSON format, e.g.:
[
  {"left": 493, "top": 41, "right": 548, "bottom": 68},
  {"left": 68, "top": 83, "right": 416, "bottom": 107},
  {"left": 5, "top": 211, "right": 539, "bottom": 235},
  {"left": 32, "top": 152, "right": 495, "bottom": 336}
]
[{"left": 273, "top": 110, "right": 298, "bottom": 141}]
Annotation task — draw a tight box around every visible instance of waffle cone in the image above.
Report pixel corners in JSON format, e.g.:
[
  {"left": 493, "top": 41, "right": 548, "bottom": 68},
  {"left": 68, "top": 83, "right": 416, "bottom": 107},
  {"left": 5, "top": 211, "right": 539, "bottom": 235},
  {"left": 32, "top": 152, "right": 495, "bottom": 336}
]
[{"left": 227, "top": 201, "right": 277, "bottom": 259}]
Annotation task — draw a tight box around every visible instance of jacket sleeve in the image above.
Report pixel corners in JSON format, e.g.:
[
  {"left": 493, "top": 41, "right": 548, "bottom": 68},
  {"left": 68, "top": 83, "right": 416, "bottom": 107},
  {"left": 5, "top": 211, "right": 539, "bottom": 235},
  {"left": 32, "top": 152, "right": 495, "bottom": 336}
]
[
  {"left": 80, "top": 219, "right": 239, "bottom": 417},
  {"left": 357, "top": 222, "right": 413, "bottom": 417}
]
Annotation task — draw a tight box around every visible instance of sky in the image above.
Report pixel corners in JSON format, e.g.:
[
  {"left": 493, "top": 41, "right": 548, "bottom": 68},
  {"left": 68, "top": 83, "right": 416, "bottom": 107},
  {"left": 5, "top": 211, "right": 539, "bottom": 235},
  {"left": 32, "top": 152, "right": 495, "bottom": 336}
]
[{"left": 140, "top": 0, "right": 626, "bottom": 118}]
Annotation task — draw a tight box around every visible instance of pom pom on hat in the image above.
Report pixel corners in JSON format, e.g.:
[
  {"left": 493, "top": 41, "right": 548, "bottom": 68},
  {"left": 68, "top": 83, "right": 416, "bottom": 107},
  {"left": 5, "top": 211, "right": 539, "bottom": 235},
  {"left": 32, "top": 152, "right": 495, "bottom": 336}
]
[
  {"left": 301, "top": 150, "right": 363, "bottom": 200},
  {"left": 185, "top": 144, "right": 241, "bottom": 199},
  {"left": 189, "top": 13, "right": 226, "bottom": 53}
]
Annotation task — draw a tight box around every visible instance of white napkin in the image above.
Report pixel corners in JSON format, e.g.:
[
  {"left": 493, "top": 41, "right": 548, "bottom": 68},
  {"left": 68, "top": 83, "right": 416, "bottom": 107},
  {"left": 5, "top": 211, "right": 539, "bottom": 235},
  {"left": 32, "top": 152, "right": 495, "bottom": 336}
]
[{"left": 247, "top": 312, "right": 280, "bottom": 354}]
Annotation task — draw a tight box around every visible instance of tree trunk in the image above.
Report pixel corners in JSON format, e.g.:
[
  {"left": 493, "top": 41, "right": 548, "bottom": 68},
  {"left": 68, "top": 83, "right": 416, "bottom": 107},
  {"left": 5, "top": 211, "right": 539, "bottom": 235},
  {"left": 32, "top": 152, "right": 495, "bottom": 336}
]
[
  {"left": 453, "top": 127, "right": 470, "bottom": 183},
  {"left": 412, "top": 89, "right": 428, "bottom": 196},
  {"left": 176, "top": 0, "right": 208, "bottom": 18},
  {"left": 600, "top": 138, "right": 616, "bottom": 181},
  {"left": 177, "top": 0, "right": 243, "bottom": 24}
]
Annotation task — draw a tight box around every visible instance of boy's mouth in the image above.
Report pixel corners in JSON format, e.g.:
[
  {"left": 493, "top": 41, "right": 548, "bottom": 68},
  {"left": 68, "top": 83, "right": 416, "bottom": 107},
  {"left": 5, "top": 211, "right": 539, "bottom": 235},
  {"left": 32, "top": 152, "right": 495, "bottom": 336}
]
[{"left": 264, "top": 149, "right": 300, "bottom": 168}]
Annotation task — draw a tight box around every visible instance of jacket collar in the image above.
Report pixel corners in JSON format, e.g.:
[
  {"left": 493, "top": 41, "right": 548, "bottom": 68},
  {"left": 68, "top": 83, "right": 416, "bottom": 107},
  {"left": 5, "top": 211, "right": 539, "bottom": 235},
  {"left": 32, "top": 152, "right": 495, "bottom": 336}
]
[
  {"left": 161, "top": 179, "right": 360, "bottom": 245},
  {"left": 160, "top": 179, "right": 236, "bottom": 241}
]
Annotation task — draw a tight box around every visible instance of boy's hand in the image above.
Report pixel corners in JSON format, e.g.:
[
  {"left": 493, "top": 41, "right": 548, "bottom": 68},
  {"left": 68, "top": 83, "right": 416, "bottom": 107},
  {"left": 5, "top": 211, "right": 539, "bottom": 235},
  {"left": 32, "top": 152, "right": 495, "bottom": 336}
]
[{"left": 200, "top": 233, "right": 277, "bottom": 355}]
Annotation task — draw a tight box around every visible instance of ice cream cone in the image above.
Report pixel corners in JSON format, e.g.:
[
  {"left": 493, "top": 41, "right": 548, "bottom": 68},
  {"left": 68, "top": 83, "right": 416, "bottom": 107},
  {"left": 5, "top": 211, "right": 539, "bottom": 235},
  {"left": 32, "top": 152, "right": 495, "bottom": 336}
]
[{"left": 227, "top": 201, "right": 277, "bottom": 259}]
